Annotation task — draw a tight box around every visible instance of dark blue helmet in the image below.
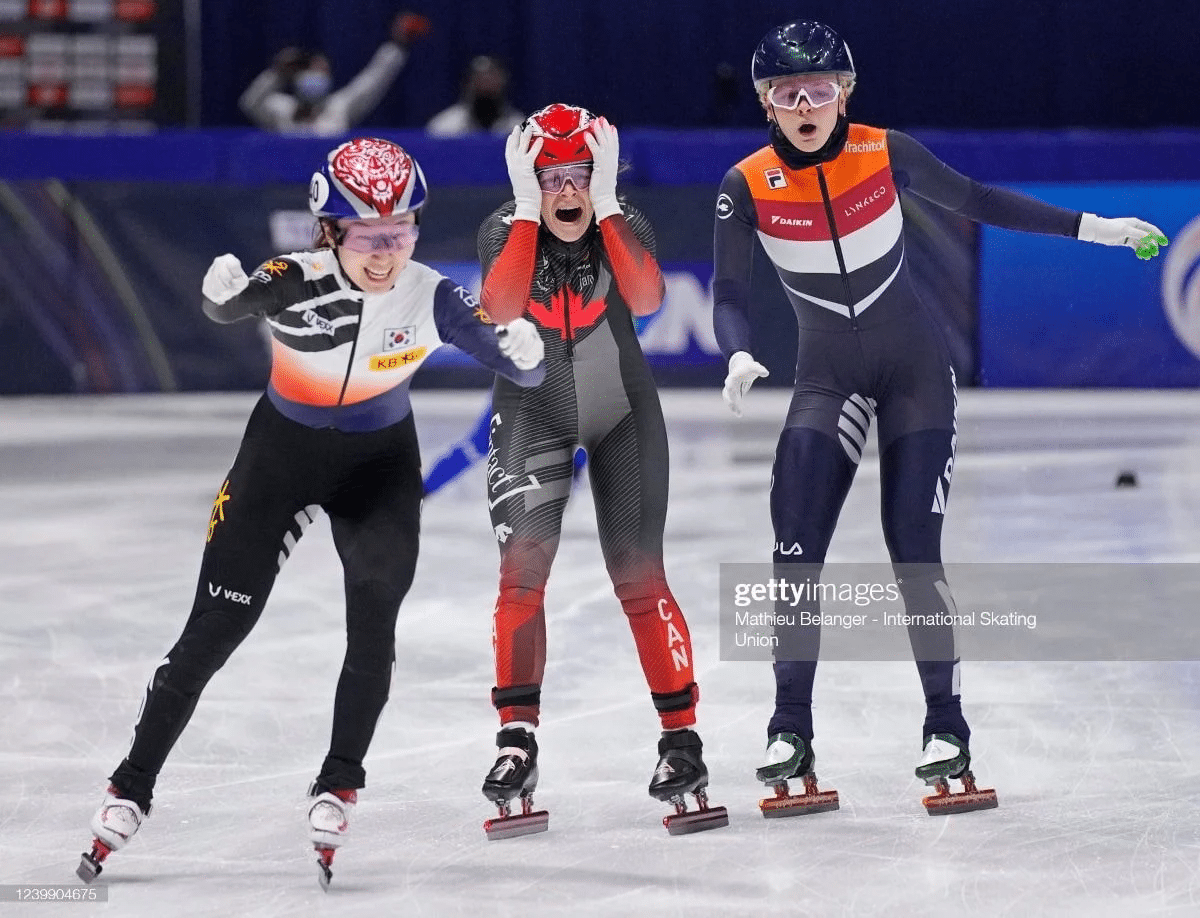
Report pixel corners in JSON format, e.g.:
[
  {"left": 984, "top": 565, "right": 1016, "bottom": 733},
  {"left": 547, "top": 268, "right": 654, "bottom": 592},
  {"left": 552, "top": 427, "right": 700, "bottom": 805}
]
[{"left": 751, "top": 20, "right": 855, "bottom": 89}]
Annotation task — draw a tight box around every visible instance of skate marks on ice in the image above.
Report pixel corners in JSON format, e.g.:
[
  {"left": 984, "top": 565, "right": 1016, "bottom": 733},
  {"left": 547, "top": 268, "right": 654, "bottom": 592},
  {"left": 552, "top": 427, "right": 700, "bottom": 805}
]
[{"left": 2, "top": 391, "right": 1200, "bottom": 916}]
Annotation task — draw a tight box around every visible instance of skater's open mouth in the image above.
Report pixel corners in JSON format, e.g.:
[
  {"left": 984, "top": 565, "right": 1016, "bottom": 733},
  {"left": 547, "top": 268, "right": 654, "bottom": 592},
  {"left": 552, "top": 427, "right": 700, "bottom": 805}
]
[
  {"left": 555, "top": 207, "right": 584, "bottom": 223},
  {"left": 798, "top": 123, "right": 818, "bottom": 137}
]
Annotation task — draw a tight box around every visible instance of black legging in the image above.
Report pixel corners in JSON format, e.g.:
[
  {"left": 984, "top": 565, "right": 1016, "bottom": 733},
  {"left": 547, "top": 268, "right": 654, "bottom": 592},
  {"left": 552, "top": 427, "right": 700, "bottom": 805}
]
[{"left": 110, "top": 397, "right": 422, "bottom": 809}]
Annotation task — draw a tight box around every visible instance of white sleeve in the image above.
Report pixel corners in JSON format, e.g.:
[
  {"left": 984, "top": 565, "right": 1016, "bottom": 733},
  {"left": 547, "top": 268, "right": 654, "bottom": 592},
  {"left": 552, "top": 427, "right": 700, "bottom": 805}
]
[{"left": 318, "top": 42, "right": 408, "bottom": 132}]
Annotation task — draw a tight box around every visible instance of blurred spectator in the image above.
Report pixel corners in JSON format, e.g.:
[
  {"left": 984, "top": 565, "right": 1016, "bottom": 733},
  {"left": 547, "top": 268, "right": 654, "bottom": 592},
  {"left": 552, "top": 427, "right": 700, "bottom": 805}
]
[
  {"left": 426, "top": 55, "right": 523, "bottom": 137},
  {"left": 239, "top": 11, "right": 430, "bottom": 135}
]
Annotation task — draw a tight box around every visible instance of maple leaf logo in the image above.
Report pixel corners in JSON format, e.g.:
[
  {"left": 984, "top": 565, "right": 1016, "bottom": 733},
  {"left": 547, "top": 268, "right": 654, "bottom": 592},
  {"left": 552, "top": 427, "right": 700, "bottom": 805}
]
[{"left": 526, "top": 287, "right": 605, "bottom": 340}]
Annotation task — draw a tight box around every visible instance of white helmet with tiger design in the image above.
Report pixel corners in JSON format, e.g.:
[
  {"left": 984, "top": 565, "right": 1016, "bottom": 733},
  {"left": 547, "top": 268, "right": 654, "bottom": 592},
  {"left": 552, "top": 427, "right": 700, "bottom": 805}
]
[{"left": 308, "top": 137, "right": 428, "bottom": 219}]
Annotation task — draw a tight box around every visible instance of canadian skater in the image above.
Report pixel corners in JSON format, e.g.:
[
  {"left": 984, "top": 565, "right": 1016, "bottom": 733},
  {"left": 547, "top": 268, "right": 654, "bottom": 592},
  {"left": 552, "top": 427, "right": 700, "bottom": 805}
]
[
  {"left": 712, "top": 20, "right": 1167, "bottom": 815},
  {"left": 78, "top": 137, "right": 545, "bottom": 887},
  {"left": 476, "top": 103, "right": 728, "bottom": 837}
]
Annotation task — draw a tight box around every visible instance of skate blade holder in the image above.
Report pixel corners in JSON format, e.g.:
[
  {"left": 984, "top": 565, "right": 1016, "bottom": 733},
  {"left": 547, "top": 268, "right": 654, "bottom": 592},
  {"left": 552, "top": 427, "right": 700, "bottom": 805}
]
[
  {"left": 663, "top": 787, "right": 729, "bottom": 835},
  {"left": 76, "top": 840, "right": 112, "bottom": 884},
  {"left": 759, "top": 773, "right": 840, "bottom": 818},
  {"left": 484, "top": 795, "right": 549, "bottom": 840},
  {"left": 314, "top": 845, "right": 337, "bottom": 891},
  {"left": 922, "top": 771, "right": 998, "bottom": 815}
]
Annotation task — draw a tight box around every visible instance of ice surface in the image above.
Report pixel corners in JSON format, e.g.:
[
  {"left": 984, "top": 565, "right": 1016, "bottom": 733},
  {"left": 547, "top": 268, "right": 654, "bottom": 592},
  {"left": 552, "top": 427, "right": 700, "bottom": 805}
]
[{"left": 2, "top": 389, "right": 1199, "bottom": 917}]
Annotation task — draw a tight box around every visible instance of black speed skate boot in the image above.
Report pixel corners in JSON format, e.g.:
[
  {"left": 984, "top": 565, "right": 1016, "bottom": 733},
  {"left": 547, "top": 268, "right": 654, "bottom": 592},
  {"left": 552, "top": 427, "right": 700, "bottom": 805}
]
[
  {"left": 917, "top": 733, "right": 998, "bottom": 814},
  {"left": 649, "top": 729, "right": 728, "bottom": 835},
  {"left": 482, "top": 727, "right": 548, "bottom": 839},
  {"left": 756, "top": 732, "right": 839, "bottom": 818}
]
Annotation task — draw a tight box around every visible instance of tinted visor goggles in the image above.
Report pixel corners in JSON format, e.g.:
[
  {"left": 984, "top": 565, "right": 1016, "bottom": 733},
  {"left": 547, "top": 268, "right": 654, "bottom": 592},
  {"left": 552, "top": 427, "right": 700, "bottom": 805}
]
[
  {"left": 339, "top": 222, "right": 419, "bottom": 253},
  {"left": 536, "top": 164, "right": 592, "bottom": 194},
  {"left": 765, "top": 76, "right": 842, "bottom": 110}
]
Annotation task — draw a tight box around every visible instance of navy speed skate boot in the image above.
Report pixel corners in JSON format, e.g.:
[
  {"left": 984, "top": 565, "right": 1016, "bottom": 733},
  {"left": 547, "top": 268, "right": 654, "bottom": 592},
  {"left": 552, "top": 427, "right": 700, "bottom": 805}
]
[
  {"left": 482, "top": 727, "right": 548, "bottom": 839},
  {"left": 649, "top": 729, "right": 728, "bottom": 835},
  {"left": 917, "top": 733, "right": 998, "bottom": 814},
  {"left": 756, "top": 732, "right": 839, "bottom": 817}
]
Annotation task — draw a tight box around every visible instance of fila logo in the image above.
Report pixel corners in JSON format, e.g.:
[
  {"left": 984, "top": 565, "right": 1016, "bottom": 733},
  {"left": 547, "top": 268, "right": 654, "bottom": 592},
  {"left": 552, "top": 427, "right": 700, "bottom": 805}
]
[
  {"left": 765, "top": 168, "right": 787, "bottom": 189},
  {"left": 771, "top": 214, "right": 813, "bottom": 227},
  {"left": 208, "top": 582, "right": 253, "bottom": 605},
  {"left": 775, "top": 542, "right": 803, "bottom": 556}
]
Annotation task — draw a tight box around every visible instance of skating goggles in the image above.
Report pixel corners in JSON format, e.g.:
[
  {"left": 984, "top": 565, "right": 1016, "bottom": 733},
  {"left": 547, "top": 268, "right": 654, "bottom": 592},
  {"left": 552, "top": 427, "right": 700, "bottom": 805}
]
[
  {"left": 765, "top": 76, "right": 843, "bottom": 110},
  {"left": 536, "top": 164, "right": 592, "bottom": 194},
  {"left": 340, "top": 223, "right": 419, "bottom": 253}
]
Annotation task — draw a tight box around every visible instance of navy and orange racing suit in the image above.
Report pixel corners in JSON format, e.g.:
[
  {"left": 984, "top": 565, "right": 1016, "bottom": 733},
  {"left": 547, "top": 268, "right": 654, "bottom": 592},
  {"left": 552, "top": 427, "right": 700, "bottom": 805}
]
[
  {"left": 107, "top": 248, "right": 543, "bottom": 810},
  {"left": 713, "top": 124, "right": 1081, "bottom": 745},
  {"left": 477, "top": 201, "right": 699, "bottom": 731}
]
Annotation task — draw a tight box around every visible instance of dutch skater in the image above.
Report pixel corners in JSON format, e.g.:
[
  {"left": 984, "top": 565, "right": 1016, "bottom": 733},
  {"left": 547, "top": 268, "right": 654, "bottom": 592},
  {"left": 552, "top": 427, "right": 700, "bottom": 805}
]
[
  {"left": 712, "top": 20, "right": 1167, "bottom": 814},
  {"left": 476, "top": 104, "right": 727, "bottom": 837},
  {"left": 78, "top": 138, "right": 545, "bottom": 887}
]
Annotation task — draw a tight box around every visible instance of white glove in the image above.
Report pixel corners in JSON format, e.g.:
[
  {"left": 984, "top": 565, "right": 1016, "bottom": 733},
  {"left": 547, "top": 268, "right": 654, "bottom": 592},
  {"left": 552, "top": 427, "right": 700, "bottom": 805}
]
[
  {"left": 497, "top": 318, "right": 544, "bottom": 371},
  {"left": 722, "top": 351, "right": 769, "bottom": 417},
  {"left": 202, "top": 254, "right": 249, "bottom": 304},
  {"left": 1077, "top": 213, "right": 1169, "bottom": 260},
  {"left": 583, "top": 116, "right": 621, "bottom": 221},
  {"left": 505, "top": 125, "right": 544, "bottom": 224}
]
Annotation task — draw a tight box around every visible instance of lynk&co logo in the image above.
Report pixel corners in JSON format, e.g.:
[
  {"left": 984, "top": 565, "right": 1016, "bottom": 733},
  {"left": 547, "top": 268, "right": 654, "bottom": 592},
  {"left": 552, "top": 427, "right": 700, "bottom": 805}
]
[
  {"left": 1162, "top": 213, "right": 1200, "bottom": 359},
  {"left": 207, "top": 479, "right": 230, "bottom": 542}
]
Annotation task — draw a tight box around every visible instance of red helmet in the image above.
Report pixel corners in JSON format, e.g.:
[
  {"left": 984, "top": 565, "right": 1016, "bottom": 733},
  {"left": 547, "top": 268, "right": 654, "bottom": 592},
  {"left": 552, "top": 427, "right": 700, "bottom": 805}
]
[
  {"left": 309, "top": 137, "right": 427, "bottom": 219},
  {"left": 524, "top": 103, "right": 597, "bottom": 170}
]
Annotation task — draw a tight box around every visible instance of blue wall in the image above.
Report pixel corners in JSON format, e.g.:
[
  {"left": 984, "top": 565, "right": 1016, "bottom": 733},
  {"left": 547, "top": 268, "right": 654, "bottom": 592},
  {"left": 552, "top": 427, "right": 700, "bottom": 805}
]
[
  {"left": 3, "top": 129, "right": 1199, "bottom": 394},
  {"left": 198, "top": 1, "right": 1200, "bottom": 131}
]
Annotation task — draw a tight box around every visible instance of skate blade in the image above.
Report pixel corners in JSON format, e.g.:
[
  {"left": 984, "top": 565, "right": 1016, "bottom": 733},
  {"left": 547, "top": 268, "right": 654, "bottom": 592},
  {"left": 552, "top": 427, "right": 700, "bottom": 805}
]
[
  {"left": 923, "top": 787, "right": 998, "bottom": 814},
  {"left": 483, "top": 810, "right": 549, "bottom": 840},
  {"left": 760, "top": 789, "right": 840, "bottom": 818},
  {"left": 663, "top": 805, "right": 729, "bottom": 836},
  {"left": 76, "top": 839, "right": 111, "bottom": 884},
  {"left": 315, "top": 846, "right": 335, "bottom": 891},
  {"left": 76, "top": 853, "right": 102, "bottom": 884}
]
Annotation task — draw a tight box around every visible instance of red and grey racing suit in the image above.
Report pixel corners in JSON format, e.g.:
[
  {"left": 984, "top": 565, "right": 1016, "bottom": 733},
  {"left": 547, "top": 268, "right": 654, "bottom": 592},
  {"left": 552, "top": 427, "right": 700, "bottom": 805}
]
[{"left": 478, "top": 201, "right": 699, "bottom": 731}]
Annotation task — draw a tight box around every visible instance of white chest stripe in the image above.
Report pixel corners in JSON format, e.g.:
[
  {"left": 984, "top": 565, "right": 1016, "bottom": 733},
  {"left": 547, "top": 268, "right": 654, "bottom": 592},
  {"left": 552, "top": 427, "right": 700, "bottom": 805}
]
[{"left": 781, "top": 251, "right": 905, "bottom": 318}]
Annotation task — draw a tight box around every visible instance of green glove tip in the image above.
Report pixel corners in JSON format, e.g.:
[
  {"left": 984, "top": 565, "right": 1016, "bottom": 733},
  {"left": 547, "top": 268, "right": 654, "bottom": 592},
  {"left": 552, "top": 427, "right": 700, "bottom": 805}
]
[{"left": 1134, "top": 234, "right": 1168, "bottom": 260}]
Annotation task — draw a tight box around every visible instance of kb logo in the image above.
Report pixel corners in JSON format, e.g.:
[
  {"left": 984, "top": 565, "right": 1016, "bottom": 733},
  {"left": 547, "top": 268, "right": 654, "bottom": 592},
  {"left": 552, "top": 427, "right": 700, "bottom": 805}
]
[{"left": 1162, "top": 213, "right": 1200, "bottom": 359}]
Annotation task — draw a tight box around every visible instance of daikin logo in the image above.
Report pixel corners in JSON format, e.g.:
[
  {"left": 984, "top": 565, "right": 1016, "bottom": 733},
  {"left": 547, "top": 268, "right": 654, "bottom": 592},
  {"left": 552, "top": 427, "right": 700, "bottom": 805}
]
[
  {"left": 1162, "top": 213, "right": 1200, "bottom": 359},
  {"left": 771, "top": 215, "right": 813, "bottom": 227}
]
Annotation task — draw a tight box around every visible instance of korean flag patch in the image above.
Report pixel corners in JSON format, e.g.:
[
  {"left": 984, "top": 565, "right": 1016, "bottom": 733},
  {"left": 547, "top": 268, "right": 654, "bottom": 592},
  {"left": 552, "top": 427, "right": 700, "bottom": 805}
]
[{"left": 384, "top": 327, "right": 416, "bottom": 351}]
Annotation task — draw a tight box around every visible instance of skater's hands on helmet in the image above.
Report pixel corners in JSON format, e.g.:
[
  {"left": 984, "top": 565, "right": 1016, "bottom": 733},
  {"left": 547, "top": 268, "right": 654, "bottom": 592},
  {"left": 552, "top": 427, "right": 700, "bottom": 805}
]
[
  {"left": 722, "top": 351, "right": 769, "bottom": 417},
  {"left": 506, "top": 125, "right": 544, "bottom": 224},
  {"left": 497, "top": 318, "right": 544, "bottom": 370},
  {"left": 202, "top": 254, "right": 249, "bottom": 305},
  {"left": 1077, "top": 213, "right": 1169, "bottom": 260},
  {"left": 584, "top": 116, "right": 621, "bottom": 222}
]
